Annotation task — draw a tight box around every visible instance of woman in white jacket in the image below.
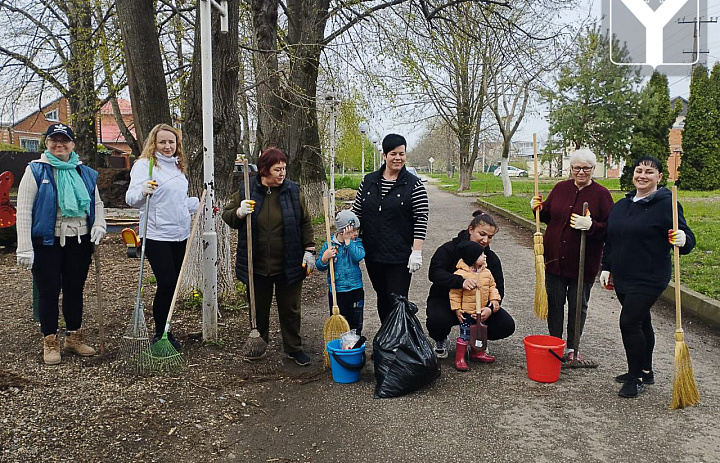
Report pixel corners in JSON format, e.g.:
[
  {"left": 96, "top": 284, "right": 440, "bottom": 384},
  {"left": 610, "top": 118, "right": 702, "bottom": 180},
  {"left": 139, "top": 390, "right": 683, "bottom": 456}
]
[{"left": 126, "top": 124, "right": 199, "bottom": 350}]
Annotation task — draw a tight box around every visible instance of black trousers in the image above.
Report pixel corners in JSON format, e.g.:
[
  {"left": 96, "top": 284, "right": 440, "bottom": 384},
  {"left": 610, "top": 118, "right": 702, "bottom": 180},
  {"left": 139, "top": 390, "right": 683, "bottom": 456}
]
[
  {"left": 32, "top": 235, "right": 93, "bottom": 336},
  {"left": 365, "top": 261, "right": 412, "bottom": 325},
  {"left": 327, "top": 288, "right": 365, "bottom": 336},
  {"left": 253, "top": 273, "right": 304, "bottom": 353},
  {"left": 545, "top": 273, "right": 593, "bottom": 351},
  {"left": 617, "top": 291, "right": 659, "bottom": 378},
  {"left": 145, "top": 239, "right": 186, "bottom": 336},
  {"left": 426, "top": 296, "right": 515, "bottom": 342}
]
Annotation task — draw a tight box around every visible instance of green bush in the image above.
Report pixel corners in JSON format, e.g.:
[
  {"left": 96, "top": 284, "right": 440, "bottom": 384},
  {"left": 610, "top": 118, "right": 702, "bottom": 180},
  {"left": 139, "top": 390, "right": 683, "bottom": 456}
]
[{"left": 0, "top": 142, "right": 24, "bottom": 152}]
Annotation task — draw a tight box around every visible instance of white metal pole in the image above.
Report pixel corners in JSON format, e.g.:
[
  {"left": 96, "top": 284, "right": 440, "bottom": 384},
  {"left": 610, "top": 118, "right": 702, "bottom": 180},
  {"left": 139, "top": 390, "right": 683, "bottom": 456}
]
[
  {"left": 200, "top": 0, "right": 217, "bottom": 341},
  {"left": 360, "top": 132, "right": 365, "bottom": 175}
]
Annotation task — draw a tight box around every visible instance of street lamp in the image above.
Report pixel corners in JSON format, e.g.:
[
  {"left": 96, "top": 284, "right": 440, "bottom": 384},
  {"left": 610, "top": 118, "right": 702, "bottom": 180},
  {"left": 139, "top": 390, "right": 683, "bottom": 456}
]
[
  {"left": 358, "top": 121, "right": 369, "bottom": 175},
  {"left": 325, "top": 92, "right": 339, "bottom": 213},
  {"left": 370, "top": 134, "right": 379, "bottom": 171}
]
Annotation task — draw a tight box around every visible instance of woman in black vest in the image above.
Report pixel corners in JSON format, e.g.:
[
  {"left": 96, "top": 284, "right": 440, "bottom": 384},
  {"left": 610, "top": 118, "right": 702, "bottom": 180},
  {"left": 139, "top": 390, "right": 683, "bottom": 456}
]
[
  {"left": 222, "top": 148, "right": 316, "bottom": 366},
  {"left": 351, "top": 134, "right": 429, "bottom": 324},
  {"left": 426, "top": 211, "right": 515, "bottom": 360}
]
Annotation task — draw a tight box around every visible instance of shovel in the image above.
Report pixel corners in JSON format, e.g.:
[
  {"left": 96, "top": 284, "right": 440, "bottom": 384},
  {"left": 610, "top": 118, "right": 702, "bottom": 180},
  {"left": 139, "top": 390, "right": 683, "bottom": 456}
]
[{"left": 564, "top": 202, "right": 598, "bottom": 369}]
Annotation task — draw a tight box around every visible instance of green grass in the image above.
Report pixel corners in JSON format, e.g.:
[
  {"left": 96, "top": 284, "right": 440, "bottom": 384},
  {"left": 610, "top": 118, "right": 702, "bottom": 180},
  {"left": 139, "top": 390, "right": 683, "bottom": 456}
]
[{"left": 436, "top": 173, "right": 720, "bottom": 300}]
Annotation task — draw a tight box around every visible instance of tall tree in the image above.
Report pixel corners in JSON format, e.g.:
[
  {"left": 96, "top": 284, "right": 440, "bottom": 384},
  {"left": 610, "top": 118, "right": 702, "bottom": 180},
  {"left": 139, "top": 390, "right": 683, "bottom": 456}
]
[
  {"left": 620, "top": 71, "right": 678, "bottom": 190},
  {"left": 116, "top": 0, "right": 173, "bottom": 147},
  {"left": 677, "top": 64, "right": 720, "bottom": 190},
  {"left": 543, "top": 26, "right": 641, "bottom": 166}
]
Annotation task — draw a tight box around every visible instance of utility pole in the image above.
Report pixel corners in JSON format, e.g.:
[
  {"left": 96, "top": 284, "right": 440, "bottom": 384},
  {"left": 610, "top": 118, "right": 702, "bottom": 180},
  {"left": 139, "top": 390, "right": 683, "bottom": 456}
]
[{"left": 678, "top": 16, "right": 716, "bottom": 67}]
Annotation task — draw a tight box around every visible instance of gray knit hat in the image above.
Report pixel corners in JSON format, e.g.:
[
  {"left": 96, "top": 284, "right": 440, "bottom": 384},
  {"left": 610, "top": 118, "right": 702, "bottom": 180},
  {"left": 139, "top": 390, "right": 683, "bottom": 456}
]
[{"left": 335, "top": 209, "right": 359, "bottom": 231}]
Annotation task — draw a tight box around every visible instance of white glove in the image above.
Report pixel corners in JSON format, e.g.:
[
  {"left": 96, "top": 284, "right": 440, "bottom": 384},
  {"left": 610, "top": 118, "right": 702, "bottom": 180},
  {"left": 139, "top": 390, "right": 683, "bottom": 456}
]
[
  {"left": 530, "top": 195, "right": 542, "bottom": 212},
  {"left": 669, "top": 229, "right": 686, "bottom": 247},
  {"left": 570, "top": 212, "right": 592, "bottom": 231},
  {"left": 236, "top": 199, "right": 256, "bottom": 219},
  {"left": 142, "top": 180, "right": 158, "bottom": 196},
  {"left": 302, "top": 251, "right": 316, "bottom": 273},
  {"left": 408, "top": 249, "right": 422, "bottom": 274},
  {"left": 17, "top": 250, "right": 34, "bottom": 270},
  {"left": 600, "top": 270, "right": 611, "bottom": 289},
  {"left": 90, "top": 226, "right": 106, "bottom": 245}
]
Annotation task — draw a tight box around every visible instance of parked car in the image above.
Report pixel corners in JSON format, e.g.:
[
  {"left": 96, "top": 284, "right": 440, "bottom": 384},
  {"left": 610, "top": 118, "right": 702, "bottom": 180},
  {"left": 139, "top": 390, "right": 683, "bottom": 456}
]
[
  {"left": 406, "top": 166, "right": 426, "bottom": 182},
  {"left": 493, "top": 165, "right": 528, "bottom": 177}
]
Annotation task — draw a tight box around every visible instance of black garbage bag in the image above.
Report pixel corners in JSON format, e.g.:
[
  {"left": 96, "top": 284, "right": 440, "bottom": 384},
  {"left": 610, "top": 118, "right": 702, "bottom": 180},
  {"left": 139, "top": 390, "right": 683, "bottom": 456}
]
[{"left": 373, "top": 294, "right": 441, "bottom": 398}]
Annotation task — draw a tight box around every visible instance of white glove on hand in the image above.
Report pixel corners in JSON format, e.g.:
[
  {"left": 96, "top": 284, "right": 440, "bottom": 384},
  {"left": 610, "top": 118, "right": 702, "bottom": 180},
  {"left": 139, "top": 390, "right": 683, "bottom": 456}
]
[
  {"left": 407, "top": 249, "right": 422, "bottom": 274},
  {"left": 570, "top": 212, "right": 592, "bottom": 231},
  {"left": 90, "top": 226, "right": 106, "bottom": 245},
  {"left": 600, "top": 270, "right": 611, "bottom": 289},
  {"left": 669, "top": 229, "right": 686, "bottom": 247},
  {"left": 17, "top": 250, "right": 34, "bottom": 270},
  {"left": 236, "top": 199, "right": 256, "bottom": 219},
  {"left": 530, "top": 195, "right": 542, "bottom": 212},
  {"left": 142, "top": 180, "right": 158, "bottom": 196},
  {"left": 302, "top": 251, "right": 316, "bottom": 274}
]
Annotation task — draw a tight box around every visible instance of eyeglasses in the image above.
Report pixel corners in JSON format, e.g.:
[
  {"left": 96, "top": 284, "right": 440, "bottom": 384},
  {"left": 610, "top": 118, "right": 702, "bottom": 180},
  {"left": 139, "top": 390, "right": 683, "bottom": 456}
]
[
  {"left": 47, "top": 137, "right": 71, "bottom": 145},
  {"left": 571, "top": 166, "right": 594, "bottom": 173}
]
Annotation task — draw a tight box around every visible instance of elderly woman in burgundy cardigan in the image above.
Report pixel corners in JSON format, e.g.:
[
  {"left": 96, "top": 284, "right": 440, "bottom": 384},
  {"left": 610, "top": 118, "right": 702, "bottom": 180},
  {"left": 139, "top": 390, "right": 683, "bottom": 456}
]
[{"left": 531, "top": 148, "right": 614, "bottom": 361}]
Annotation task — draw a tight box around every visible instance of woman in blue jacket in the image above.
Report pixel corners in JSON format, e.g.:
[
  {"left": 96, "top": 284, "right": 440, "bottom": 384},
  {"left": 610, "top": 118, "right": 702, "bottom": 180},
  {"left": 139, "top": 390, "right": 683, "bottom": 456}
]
[
  {"left": 601, "top": 156, "right": 695, "bottom": 398},
  {"left": 316, "top": 209, "right": 366, "bottom": 335}
]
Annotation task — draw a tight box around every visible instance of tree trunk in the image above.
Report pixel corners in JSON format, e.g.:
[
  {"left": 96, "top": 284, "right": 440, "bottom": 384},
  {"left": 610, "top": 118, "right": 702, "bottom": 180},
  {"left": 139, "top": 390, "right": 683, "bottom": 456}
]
[
  {"left": 182, "top": 0, "right": 241, "bottom": 298},
  {"left": 457, "top": 135, "right": 473, "bottom": 190},
  {"left": 116, "top": 0, "right": 172, "bottom": 147},
  {"left": 500, "top": 140, "right": 512, "bottom": 197},
  {"left": 66, "top": 0, "right": 98, "bottom": 166},
  {"left": 109, "top": 96, "right": 141, "bottom": 158}
]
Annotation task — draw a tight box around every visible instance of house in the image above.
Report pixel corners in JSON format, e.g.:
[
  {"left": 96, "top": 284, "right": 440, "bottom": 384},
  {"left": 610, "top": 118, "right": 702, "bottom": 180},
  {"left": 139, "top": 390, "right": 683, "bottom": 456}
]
[{"left": 0, "top": 96, "right": 136, "bottom": 167}]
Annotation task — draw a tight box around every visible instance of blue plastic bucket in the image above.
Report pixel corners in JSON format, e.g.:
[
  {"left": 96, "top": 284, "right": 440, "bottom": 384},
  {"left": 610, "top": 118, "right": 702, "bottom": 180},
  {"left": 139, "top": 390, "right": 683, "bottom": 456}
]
[{"left": 327, "top": 339, "right": 366, "bottom": 383}]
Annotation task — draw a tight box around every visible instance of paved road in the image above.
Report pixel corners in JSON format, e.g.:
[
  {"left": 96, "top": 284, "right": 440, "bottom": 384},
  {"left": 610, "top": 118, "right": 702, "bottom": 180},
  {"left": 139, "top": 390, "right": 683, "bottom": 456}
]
[{"left": 228, "top": 182, "right": 720, "bottom": 463}]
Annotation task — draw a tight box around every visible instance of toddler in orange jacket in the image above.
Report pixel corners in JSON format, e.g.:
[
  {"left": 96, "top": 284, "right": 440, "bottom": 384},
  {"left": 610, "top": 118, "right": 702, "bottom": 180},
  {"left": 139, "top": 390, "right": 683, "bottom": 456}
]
[{"left": 448, "top": 241, "right": 501, "bottom": 370}]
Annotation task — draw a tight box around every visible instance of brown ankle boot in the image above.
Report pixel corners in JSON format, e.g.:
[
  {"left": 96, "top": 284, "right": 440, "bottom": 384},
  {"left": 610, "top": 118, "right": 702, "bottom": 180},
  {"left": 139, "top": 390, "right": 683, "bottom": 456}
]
[
  {"left": 43, "top": 333, "right": 61, "bottom": 365},
  {"left": 64, "top": 329, "right": 96, "bottom": 356}
]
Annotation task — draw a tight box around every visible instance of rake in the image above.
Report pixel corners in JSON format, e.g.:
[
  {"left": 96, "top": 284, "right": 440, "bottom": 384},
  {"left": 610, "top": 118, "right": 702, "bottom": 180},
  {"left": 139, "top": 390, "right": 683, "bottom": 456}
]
[
  {"left": 120, "top": 158, "right": 154, "bottom": 375},
  {"left": 144, "top": 190, "right": 206, "bottom": 375}
]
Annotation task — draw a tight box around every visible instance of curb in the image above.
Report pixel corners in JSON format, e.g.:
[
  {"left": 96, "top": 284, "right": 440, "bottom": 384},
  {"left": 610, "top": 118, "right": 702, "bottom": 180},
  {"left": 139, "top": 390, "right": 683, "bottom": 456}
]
[{"left": 475, "top": 197, "right": 720, "bottom": 329}]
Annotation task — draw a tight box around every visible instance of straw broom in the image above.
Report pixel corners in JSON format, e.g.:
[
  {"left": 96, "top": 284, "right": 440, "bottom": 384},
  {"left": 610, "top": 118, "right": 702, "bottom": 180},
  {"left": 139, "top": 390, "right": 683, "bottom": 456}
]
[
  {"left": 240, "top": 158, "right": 267, "bottom": 359},
  {"left": 670, "top": 186, "right": 700, "bottom": 409},
  {"left": 532, "top": 133, "right": 548, "bottom": 319},
  {"left": 322, "top": 192, "right": 350, "bottom": 369}
]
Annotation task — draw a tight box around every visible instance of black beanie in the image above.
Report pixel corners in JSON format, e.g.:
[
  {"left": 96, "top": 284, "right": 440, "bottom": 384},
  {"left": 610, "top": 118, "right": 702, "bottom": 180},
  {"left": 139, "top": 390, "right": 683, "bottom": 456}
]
[{"left": 458, "top": 241, "right": 485, "bottom": 266}]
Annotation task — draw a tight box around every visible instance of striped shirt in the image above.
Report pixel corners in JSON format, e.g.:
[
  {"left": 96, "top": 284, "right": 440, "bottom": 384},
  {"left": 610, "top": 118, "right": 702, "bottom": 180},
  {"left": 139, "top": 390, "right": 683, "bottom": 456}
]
[{"left": 352, "top": 177, "right": 429, "bottom": 241}]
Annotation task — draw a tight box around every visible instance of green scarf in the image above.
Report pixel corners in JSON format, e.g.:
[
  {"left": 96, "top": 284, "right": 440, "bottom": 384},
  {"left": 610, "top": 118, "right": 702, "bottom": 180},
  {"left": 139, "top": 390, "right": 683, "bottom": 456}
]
[{"left": 45, "top": 151, "right": 92, "bottom": 218}]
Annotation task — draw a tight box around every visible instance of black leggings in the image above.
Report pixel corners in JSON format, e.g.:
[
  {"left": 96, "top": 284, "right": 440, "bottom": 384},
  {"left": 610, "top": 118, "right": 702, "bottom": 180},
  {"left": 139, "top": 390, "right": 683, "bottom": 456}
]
[
  {"left": 617, "top": 291, "right": 659, "bottom": 378},
  {"left": 144, "top": 239, "right": 186, "bottom": 336},
  {"left": 365, "top": 261, "right": 412, "bottom": 325},
  {"left": 33, "top": 235, "right": 93, "bottom": 336},
  {"left": 426, "top": 296, "right": 515, "bottom": 342}
]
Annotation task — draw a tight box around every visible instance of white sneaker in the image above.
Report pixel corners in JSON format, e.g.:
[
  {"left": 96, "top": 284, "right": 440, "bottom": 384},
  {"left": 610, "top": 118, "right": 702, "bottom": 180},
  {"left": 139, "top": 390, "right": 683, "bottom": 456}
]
[{"left": 434, "top": 338, "right": 448, "bottom": 359}]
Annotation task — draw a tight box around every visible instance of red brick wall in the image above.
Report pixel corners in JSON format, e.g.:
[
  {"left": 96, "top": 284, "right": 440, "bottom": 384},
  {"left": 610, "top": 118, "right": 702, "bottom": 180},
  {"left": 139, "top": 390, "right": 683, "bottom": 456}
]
[{"left": 8, "top": 98, "right": 71, "bottom": 150}]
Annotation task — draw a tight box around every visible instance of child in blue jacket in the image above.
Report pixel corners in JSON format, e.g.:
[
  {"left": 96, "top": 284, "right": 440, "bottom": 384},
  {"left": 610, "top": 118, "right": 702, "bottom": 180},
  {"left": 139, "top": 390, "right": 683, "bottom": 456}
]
[{"left": 316, "top": 209, "right": 366, "bottom": 335}]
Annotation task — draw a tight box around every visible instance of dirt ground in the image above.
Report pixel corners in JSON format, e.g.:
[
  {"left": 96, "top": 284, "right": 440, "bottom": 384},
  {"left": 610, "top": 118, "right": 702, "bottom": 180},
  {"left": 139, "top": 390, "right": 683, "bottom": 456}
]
[{"left": 2, "top": 182, "right": 719, "bottom": 463}]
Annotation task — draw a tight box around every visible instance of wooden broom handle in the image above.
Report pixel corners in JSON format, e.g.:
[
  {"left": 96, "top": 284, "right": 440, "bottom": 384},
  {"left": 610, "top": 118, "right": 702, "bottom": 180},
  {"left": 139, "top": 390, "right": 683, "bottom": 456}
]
[
  {"left": 672, "top": 186, "right": 682, "bottom": 328},
  {"left": 533, "top": 133, "right": 541, "bottom": 233},
  {"left": 166, "top": 189, "right": 206, "bottom": 327},
  {"left": 323, "top": 194, "right": 339, "bottom": 309},
  {"left": 244, "top": 159, "right": 258, "bottom": 329}
]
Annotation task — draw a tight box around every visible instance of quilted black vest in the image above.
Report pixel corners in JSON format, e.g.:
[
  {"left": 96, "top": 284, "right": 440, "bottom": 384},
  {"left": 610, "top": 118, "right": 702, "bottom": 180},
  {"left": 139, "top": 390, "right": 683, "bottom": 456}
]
[
  {"left": 234, "top": 176, "right": 305, "bottom": 285},
  {"left": 359, "top": 165, "right": 417, "bottom": 264}
]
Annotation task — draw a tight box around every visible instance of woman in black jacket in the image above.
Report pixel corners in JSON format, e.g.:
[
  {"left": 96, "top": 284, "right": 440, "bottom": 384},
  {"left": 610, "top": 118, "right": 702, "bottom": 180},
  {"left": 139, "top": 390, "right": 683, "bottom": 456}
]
[
  {"left": 601, "top": 156, "right": 695, "bottom": 398},
  {"left": 426, "top": 211, "right": 515, "bottom": 360}
]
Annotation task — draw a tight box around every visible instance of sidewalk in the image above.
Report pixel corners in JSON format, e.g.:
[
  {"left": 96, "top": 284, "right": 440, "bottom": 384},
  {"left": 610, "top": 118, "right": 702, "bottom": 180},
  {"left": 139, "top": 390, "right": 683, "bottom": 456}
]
[{"left": 227, "top": 182, "right": 720, "bottom": 462}]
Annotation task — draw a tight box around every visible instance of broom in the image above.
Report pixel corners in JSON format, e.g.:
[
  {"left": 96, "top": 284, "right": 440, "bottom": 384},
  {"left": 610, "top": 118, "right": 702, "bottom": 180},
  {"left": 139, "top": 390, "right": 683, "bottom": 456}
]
[
  {"left": 323, "top": 191, "right": 350, "bottom": 369},
  {"left": 146, "top": 190, "right": 206, "bottom": 375},
  {"left": 239, "top": 158, "right": 267, "bottom": 359},
  {"left": 670, "top": 185, "right": 700, "bottom": 409},
  {"left": 121, "top": 157, "right": 154, "bottom": 375},
  {"left": 532, "top": 133, "right": 548, "bottom": 319}
]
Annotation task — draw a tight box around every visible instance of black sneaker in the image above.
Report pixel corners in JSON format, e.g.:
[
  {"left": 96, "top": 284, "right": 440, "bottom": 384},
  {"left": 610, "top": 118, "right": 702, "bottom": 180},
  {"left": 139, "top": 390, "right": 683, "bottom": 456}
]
[
  {"left": 615, "top": 371, "right": 654, "bottom": 385},
  {"left": 618, "top": 378, "right": 644, "bottom": 398},
  {"left": 287, "top": 350, "right": 310, "bottom": 366}
]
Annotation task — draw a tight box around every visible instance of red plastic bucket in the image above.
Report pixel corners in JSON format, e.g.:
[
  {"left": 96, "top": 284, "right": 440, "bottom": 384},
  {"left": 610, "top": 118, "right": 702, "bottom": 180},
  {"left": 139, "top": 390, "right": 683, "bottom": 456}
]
[{"left": 523, "top": 335, "right": 566, "bottom": 383}]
